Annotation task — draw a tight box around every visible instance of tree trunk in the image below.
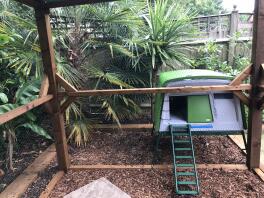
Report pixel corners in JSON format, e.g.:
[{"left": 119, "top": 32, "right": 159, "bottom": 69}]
[
  {"left": 151, "top": 68, "right": 158, "bottom": 129},
  {"left": 6, "top": 130, "right": 14, "bottom": 171}
]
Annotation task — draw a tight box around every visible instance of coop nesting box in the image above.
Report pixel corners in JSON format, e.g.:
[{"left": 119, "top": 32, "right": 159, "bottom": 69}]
[{"left": 154, "top": 69, "right": 246, "bottom": 135}]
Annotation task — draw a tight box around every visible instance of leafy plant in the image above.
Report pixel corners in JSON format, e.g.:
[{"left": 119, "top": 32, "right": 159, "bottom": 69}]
[
  {"left": 192, "top": 40, "right": 250, "bottom": 76},
  {"left": 0, "top": 79, "right": 51, "bottom": 170}
]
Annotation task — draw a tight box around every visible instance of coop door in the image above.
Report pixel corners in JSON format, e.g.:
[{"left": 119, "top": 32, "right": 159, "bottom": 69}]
[{"left": 187, "top": 95, "right": 213, "bottom": 123}]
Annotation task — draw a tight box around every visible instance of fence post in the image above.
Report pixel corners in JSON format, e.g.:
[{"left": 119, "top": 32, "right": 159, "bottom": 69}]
[{"left": 228, "top": 5, "right": 239, "bottom": 66}]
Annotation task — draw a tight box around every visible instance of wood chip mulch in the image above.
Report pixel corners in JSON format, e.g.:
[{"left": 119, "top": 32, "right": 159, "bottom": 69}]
[
  {"left": 22, "top": 129, "right": 261, "bottom": 198},
  {"left": 69, "top": 130, "right": 246, "bottom": 165},
  {"left": 49, "top": 169, "right": 264, "bottom": 198}
]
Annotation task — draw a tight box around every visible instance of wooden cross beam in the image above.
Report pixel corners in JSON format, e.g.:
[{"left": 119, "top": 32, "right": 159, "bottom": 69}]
[
  {"left": 46, "top": 0, "right": 116, "bottom": 8},
  {"left": 55, "top": 74, "right": 77, "bottom": 112},
  {"left": 57, "top": 84, "right": 251, "bottom": 97},
  {"left": 14, "top": 0, "right": 41, "bottom": 7},
  {"left": 14, "top": 0, "right": 117, "bottom": 8},
  {"left": 229, "top": 64, "right": 252, "bottom": 106},
  {"left": 0, "top": 95, "right": 53, "bottom": 125}
]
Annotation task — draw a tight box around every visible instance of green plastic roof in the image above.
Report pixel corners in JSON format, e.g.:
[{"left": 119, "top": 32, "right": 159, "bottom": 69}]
[{"left": 158, "top": 69, "right": 232, "bottom": 87}]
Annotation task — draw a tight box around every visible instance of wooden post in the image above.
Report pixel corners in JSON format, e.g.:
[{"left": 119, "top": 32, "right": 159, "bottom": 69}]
[
  {"left": 247, "top": 0, "right": 264, "bottom": 169},
  {"left": 35, "top": 8, "right": 70, "bottom": 172},
  {"left": 228, "top": 6, "right": 239, "bottom": 66}
]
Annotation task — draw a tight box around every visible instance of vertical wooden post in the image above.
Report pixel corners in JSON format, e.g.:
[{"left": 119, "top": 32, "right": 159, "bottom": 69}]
[
  {"left": 228, "top": 6, "right": 239, "bottom": 66},
  {"left": 247, "top": 0, "right": 264, "bottom": 169},
  {"left": 35, "top": 8, "right": 70, "bottom": 172}
]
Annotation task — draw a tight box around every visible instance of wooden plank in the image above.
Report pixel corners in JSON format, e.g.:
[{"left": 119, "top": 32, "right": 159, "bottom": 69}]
[
  {"left": 230, "top": 65, "right": 252, "bottom": 85},
  {"left": 69, "top": 164, "right": 248, "bottom": 171},
  {"left": 55, "top": 74, "right": 77, "bottom": 92},
  {"left": 254, "top": 168, "right": 264, "bottom": 182},
  {"left": 35, "top": 8, "right": 69, "bottom": 172},
  {"left": 233, "top": 91, "right": 250, "bottom": 106},
  {"left": 62, "top": 84, "right": 251, "bottom": 97},
  {"left": 0, "top": 174, "right": 38, "bottom": 198},
  {"left": 94, "top": 123, "right": 153, "bottom": 129},
  {"left": 0, "top": 144, "right": 56, "bottom": 198},
  {"left": 247, "top": 0, "right": 264, "bottom": 169},
  {"left": 229, "top": 135, "right": 247, "bottom": 154},
  {"left": 52, "top": 112, "right": 70, "bottom": 171},
  {"left": 0, "top": 95, "right": 53, "bottom": 125},
  {"left": 197, "top": 164, "right": 248, "bottom": 170},
  {"left": 47, "top": 0, "right": 116, "bottom": 8},
  {"left": 260, "top": 161, "right": 264, "bottom": 172},
  {"left": 39, "top": 75, "right": 49, "bottom": 98},
  {"left": 14, "top": 0, "right": 40, "bottom": 7},
  {"left": 24, "top": 144, "right": 56, "bottom": 174},
  {"left": 60, "top": 97, "right": 75, "bottom": 113},
  {"left": 39, "top": 171, "right": 64, "bottom": 198}
]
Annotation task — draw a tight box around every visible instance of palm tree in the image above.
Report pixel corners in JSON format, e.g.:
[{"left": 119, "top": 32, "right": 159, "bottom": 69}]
[
  {"left": 126, "top": 0, "right": 197, "bottom": 121},
  {"left": 52, "top": 2, "right": 149, "bottom": 129}
]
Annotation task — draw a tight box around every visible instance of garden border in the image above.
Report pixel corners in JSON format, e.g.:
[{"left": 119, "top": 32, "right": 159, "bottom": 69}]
[{"left": 0, "top": 144, "right": 56, "bottom": 198}]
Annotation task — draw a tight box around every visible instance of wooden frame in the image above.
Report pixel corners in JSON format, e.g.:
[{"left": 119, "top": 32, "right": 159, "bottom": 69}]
[
  {"left": 59, "top": 84, "right": 251, "bottom": 97},
  {"left": 247, "top": 0, "right": 264, "bottom": 169},
  {"left": 35, "top": 8, "right": 70, "bottom": 172},
  {"left": 46, "top": 0, "right": 115, "bottom": 8},
  {"left": 0, "top": 95, "right": 53, "bottom": 125},
  {"left": 69, "top": 164, "right": 248, "bottom": 170},
  {"left": 0, "top": 0, "right": 261, "bottom": 174}
]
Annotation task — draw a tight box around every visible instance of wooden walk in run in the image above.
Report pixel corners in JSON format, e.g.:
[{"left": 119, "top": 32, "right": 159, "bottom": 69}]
[{"left": 0, "top": 0, "right": 263, "bottom": 197}]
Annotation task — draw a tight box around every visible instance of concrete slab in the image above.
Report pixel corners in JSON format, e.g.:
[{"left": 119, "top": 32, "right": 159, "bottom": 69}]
[{"left": 64, "top": 177, "right": 131, "bottom": 198}]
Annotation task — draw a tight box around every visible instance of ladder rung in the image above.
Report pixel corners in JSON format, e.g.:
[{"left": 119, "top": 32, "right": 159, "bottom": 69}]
[
  {"left": 172, "top": 129, "right": 188, "bottom": 132},
  {"left": 173, "top": 133, "right": 189, "bottom": 136},
  {"left": 174, "top": 140, "right": 190, "bottom": 143},
  {"left": 177, "top": 190, "right": 198, "bottom": 195},
  {"left": 177, "top": 164, "right": 194, "bottom": 167},
  {"left": 176, "top": 172, "right": 195, "bottom": 176},
  {"left": 175, "top": 156, "right": 193, "bottom": 159},
  {"left": 175, "top": 148, "right": 191, "bottom": 151},
  {"left": 178, "top": 181, "right": 197, "bottom": 185}
]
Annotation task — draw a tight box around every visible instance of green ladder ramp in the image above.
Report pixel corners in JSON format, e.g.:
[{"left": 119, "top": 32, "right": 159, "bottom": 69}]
[{"left": 170, "top": 124, "right": 200, "bottom": 195}]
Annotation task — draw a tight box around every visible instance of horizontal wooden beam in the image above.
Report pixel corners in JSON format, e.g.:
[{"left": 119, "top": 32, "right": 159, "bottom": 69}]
[
  {"left": 94, "top": 123, "right": 153, "bottom": 129},
  {"left": 60, "top": 84, "right": 251, "bottom": 97},
  {"left": 0, "top": 95, "right": 53, "bottom": 125},
  {"left": 69, "top": 164, "right": 248, "bottom": 170},
  {"left": 14, "top": 0, "right": 40, "bottom": 7},
  {"left": 47, "top": 0, "right": 116, "bottom": 8}
]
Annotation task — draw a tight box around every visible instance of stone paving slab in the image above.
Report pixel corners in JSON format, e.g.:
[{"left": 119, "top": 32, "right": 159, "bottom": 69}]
[{"left": 64, "top": 177, "right": 131, "bottom": 198}]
